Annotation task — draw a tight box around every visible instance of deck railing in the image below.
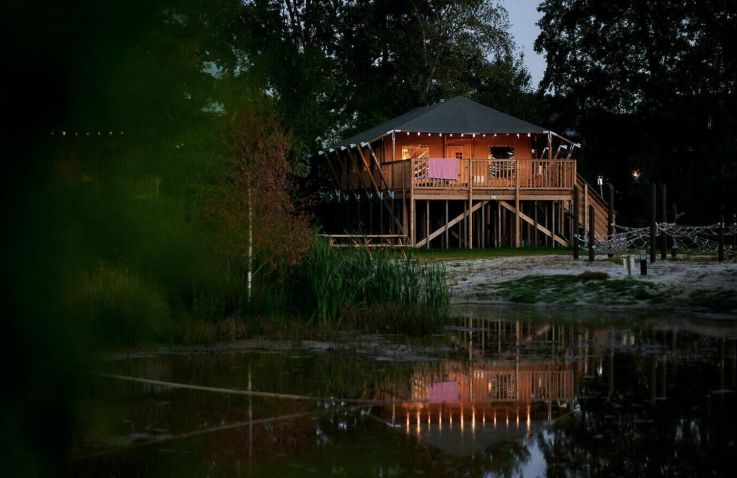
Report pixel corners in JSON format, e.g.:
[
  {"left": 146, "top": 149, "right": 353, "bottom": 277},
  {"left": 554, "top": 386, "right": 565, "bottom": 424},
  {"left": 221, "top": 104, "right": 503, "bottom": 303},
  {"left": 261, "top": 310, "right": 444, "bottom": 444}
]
[{"left": 378, "top": 158, "right": 575, "bottom": 191}]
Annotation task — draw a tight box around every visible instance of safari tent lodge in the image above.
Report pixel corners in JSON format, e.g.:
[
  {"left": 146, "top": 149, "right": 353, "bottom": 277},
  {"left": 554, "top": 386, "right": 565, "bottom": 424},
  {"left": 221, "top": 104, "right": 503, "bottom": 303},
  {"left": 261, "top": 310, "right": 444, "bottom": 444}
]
[{"left": 315, "top": 96, "right": 611, "bottom": 248}]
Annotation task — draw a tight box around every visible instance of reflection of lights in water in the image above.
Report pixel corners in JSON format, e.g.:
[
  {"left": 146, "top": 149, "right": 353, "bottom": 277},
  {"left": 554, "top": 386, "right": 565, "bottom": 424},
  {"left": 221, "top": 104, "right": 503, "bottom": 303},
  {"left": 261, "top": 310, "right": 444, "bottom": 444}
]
[
  {"left": 472, "top": 408, "right": 476, "bottom": 430},
  {"left": 406, "top": 413, "right": 410, "bottom": 434},
  {"left": 482, "top": 411, "right": 486, "bottom": 426},
  {"left": 439, "top": 411, "right": 442, "bottom": 431},
  {"left": 526, "top": 405, "right": 531, "bottom": 433},
  {"left": 487, "top": 381, "right": 491, "bottom": 392},
  {"left": 450, "top": 411, "right": 453, "bottom": 427},
  {"left": 506, "top": 413, "right": 509, "bottom": 427},
  {"left": 493, "top": 411, "right": 497, "bottom": 428},
  {"left": 427, "top": 411, "right": 430, "bottom": 425},
  {"left": 416, "top": 410, "right": 421, "bottom": 435},
  {"left": 597, "top": 360, "right": 603, "bottom": 376},
  {"left": 516, "top": 409, "right": 519, "bottom": 428}
]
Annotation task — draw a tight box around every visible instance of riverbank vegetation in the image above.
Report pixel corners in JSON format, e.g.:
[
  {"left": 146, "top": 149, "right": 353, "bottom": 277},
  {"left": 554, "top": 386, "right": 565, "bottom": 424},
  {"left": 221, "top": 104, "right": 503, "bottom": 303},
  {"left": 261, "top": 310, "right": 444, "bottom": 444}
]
[{"left": 471, "top": 272, "right": 737, "bottom": 313}]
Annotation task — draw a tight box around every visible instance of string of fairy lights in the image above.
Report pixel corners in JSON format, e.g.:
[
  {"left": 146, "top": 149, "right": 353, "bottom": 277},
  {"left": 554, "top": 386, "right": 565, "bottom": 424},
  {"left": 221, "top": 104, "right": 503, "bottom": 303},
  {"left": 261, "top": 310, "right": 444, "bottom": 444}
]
[
  {"left": 576, "top": 223, "right": 737, "bottom": 255},
  {"left": 49, "top": 130, "right": 125, "bottom": 137}
]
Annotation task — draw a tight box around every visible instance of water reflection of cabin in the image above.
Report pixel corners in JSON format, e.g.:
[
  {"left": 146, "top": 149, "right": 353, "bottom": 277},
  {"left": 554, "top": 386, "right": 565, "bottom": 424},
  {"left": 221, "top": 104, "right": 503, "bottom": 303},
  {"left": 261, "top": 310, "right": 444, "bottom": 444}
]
[{"left": 316, "top": 96, "right": 611, "bottom": 247}]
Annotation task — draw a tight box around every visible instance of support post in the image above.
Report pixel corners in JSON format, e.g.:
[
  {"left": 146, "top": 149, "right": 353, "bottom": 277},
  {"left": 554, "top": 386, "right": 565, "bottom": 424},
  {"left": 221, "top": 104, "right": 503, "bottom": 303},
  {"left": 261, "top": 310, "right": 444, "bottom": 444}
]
[
  {"left": 444, "top": 200, "right": 449, "bottom": 249},
  {"left": 650, "top": 183, "right": 657, "bottom": 263},
  {"left": 588, "top": 205, "right": 595, "bottom": 261},
  {"left": 719, "top": 208, "right": 725, "bottom": 262},
  {"left": 426, "top": 200, "right": 430, "bottom": 249},
  {"left": 533, "top": 201, "right": 538, "bottom": 247},
  {"left": 572, "top": 185, "right": 579, "bottom": 259},
  {"left": 671, "top": 203, "right": 678, "bottom": 259},
  {"left": 607, "top": 183, "right": 615, "bottom": 258},
  {"left": 468, "top": 157, "right": 473, "bottom": 249},
  {"left": 410, "top": 159, "right": 415, "bottom": 246},
  {"left": 661, "top": 183, "right": 667, "bottom": 260},
  {"left": 514, "top": 156, "right": 521, "bottom": 247}
]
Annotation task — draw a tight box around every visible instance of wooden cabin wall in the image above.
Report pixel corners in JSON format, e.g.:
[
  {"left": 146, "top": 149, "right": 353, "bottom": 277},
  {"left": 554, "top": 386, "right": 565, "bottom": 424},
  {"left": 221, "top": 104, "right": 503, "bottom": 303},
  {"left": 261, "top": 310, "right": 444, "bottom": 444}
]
[{"left": 376, "top": 133, "right": 534, "bottom": 162}]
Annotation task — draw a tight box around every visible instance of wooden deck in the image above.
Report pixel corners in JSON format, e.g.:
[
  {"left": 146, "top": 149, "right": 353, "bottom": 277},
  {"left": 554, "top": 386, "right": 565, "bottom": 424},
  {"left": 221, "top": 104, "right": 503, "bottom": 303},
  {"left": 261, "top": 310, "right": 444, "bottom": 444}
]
[{"left": 376, "top": 158, "right": 576, "bottom": 196}]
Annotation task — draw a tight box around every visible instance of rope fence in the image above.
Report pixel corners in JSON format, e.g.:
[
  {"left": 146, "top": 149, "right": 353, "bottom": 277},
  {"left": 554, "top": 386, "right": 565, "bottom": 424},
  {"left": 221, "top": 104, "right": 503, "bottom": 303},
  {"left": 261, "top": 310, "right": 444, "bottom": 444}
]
[{"left": 575, "top": 223, "right": 737, "bottom": 256}]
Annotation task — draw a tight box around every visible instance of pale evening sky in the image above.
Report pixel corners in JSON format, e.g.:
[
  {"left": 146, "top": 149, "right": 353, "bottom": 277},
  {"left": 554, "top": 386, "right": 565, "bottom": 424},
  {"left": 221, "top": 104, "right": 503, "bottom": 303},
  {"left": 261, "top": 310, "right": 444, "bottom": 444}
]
[{"left": 502, "top": 0, "right": 546, "bottom": 89}]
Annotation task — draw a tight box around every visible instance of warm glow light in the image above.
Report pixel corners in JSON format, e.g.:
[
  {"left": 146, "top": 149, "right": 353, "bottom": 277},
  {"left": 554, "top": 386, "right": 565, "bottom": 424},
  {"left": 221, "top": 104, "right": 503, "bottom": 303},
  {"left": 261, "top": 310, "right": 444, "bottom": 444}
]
[
  {"left": 493, "top": 411, "right": 497, "bottom": 428},
  {"left": 406, "top": 413, "right": 410, "bottom": 433},
  {"left": 472, "top": 408, "right": 476, "bottom": 430}
]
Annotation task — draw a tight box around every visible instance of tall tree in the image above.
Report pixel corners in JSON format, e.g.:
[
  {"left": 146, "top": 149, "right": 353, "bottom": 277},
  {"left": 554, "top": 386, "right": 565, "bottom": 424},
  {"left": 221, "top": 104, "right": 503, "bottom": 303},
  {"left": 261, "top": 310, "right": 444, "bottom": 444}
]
[
  {"left": 236, "top": 0, "right": 533, "bottom": 153},
  {"left": 536, "top": 0, "right": 737, "bottom": 223}
]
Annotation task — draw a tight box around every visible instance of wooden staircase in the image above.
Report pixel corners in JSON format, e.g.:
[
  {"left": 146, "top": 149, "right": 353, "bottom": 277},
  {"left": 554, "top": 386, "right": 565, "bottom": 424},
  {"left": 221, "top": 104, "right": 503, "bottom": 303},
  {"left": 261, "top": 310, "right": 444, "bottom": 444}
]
[{"left": 573, "top": 174, "right": 612, "bottom": 238}]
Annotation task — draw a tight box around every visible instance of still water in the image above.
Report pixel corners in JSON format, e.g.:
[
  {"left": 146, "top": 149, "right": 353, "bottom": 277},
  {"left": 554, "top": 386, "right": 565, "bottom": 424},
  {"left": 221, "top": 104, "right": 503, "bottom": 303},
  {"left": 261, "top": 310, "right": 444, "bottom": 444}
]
[{"left": 69, "top": 307, "right": 737, "bottom": 477}]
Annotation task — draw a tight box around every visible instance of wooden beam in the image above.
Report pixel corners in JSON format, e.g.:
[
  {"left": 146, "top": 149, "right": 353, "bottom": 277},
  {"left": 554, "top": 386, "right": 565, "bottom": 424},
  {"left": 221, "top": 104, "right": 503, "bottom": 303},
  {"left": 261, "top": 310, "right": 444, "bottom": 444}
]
[
  {"left": 319, "top": 152, "right": 341, "bottom": 188},
  {"left": 499, "top": 201, "right": 568, "bottom": 246},
  {"left": 353, "top": 145, "right": 381, "bottom": 193},
  {"left": 416, "top": 200, "right": 489, "bottom": 248},
  {"left": 365, "top": 144, "right": 390, "bottom": 190}
]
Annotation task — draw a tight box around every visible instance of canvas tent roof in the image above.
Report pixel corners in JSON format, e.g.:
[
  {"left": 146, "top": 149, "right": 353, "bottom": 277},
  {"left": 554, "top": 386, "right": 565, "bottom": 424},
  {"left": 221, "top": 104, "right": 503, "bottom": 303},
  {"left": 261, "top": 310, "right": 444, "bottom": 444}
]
[{"left": 335, "top": 96, "right": 547, "bottom": 148}]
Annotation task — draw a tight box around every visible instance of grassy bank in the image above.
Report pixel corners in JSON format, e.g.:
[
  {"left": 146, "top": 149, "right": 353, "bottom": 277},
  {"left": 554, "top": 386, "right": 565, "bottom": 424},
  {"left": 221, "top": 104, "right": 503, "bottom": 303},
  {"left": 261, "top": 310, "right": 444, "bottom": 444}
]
[
  {"left": 414, "top": 247, "right": 571, "bottom": 262},
  {"left": 71, "top": 238, "right": 452, "bottom": 346},
  {"left": 471, "top": 271, "right": 737, "bottom": 313}
]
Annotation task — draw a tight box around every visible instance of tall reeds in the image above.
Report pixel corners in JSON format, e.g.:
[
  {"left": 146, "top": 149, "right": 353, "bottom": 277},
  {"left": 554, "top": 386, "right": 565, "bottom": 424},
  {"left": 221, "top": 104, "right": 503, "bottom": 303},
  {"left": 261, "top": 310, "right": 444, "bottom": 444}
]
[{"left": 294, "top": 238, "right": 450, "bottom": 332}]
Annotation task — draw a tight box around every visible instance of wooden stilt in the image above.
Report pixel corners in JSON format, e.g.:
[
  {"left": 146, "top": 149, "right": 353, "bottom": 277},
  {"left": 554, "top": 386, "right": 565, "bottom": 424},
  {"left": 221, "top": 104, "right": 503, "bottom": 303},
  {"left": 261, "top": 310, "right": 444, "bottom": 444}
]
[
  {"left": 468, "top": 158, "right": 473, "bottom": 249},
  {"left": 588, "top": 205, "right": 595, "bottom": 261},
  {"left": 533, "top": 201, "right": 538, "bottom": 248},
  {"left": 573, "top": 185, "right": 579, "bottom": 259},
  {"left": 445, "top": 200, "right": 449, "bottom": 249},
  {"left": 497, "top": 202, "right": 502, "bottom": 247},
  {"left": 426, "top": 200, "right": 430, "bottom": 249},
  {"left": 551, "top": 202, "right": 556, "bottom": 248},
  {"left": 514, "top": 157, "right": 521, "bottom": 248},
  {"left": 481, "top": 202, "right": 486, "bottom": 248}
]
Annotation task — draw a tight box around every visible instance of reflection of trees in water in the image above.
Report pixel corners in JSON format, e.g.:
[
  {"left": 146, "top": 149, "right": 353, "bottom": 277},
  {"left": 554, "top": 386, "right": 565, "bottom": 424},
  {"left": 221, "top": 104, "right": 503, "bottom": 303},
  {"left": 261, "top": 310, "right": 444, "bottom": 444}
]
[{"left": 536, "top": 338, "right": 737, "bottom": 477}]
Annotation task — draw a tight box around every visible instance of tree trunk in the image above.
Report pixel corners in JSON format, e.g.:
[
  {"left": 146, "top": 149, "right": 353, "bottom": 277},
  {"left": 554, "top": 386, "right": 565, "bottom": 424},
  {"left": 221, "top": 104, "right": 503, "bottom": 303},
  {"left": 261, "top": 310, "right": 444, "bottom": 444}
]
[{"left": 247, "top": 185, "right": 253, "bottom": 304}]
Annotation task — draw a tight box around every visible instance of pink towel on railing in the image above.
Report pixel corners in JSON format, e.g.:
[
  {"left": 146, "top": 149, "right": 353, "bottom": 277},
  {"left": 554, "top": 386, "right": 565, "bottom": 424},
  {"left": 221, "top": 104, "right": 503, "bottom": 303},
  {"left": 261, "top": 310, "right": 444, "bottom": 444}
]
[
  {"left": 428, "top": 157, "right": 458, "bottom": 180},
  {"left": 428, "top": 381, "right": 458, "bottom": 402}
]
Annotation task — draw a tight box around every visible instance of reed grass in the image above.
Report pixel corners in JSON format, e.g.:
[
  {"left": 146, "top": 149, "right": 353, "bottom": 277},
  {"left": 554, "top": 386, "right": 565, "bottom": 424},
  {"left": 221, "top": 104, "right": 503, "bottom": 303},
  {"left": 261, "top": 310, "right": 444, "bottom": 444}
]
[{"left": 294, "top": 238, "right": 450, "bottom": 332}]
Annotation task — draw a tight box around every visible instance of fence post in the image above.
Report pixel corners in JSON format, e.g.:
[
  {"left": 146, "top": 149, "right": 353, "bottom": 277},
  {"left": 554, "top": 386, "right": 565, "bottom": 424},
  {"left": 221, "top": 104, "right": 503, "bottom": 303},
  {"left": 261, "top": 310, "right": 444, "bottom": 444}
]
[
  {"left": 589, "top": 205, "right": 595, "bottom": 261},
  {"left": 671, "top": 203, "right": 678, "bottom": 260},
  {"left": 718, "top": 208, "right": 725, "bottom": 263},
  {"left": 660, "top": 183, "right": 667, "bottom": 260},
  {"left": 650, "top": 183, "right": 657, "bottom": 263}
]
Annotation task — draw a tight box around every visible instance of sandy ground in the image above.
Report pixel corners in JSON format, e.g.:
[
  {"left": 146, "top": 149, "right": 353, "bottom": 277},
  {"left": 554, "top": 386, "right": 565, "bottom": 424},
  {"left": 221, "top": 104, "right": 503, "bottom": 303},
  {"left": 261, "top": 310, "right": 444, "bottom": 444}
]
[{"left": 446, "top": 254, "right": 737, "bottom": 309}]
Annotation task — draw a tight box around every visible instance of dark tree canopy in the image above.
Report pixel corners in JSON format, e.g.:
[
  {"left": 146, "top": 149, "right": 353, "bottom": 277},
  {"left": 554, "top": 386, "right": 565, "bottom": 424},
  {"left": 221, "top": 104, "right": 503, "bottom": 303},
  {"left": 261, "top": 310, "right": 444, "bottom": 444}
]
[
  {"left": 237, "top": 0, "right": 533, "bottom": 153},
  {"left": 535, "top": 0, "right": 737, "bottom": 223}
]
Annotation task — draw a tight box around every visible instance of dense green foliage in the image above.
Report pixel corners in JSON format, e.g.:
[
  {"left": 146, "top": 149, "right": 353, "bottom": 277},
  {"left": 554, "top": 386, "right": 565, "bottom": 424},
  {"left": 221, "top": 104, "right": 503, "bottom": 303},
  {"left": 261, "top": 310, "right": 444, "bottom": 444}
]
[
  {"left": 296, "top": 239, "right": 449, "bottom": 331},
  {"left": 535, "top": 0, "right": 737, "bottom": 223}
]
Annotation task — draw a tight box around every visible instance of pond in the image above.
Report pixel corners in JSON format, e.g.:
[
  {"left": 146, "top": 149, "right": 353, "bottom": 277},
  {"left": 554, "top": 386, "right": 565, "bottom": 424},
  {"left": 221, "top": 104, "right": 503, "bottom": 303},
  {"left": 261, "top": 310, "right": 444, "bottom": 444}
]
[{"left": 69, "top": 306, "right": 737, "bottom": 477}]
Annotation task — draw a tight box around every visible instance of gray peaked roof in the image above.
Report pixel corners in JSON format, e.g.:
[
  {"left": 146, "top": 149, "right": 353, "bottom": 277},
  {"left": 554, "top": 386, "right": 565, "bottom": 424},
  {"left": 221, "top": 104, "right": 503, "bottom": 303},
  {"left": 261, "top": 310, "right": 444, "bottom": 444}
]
[{"left": 335, "top": 96, "right": 547, "bottom": 148}]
